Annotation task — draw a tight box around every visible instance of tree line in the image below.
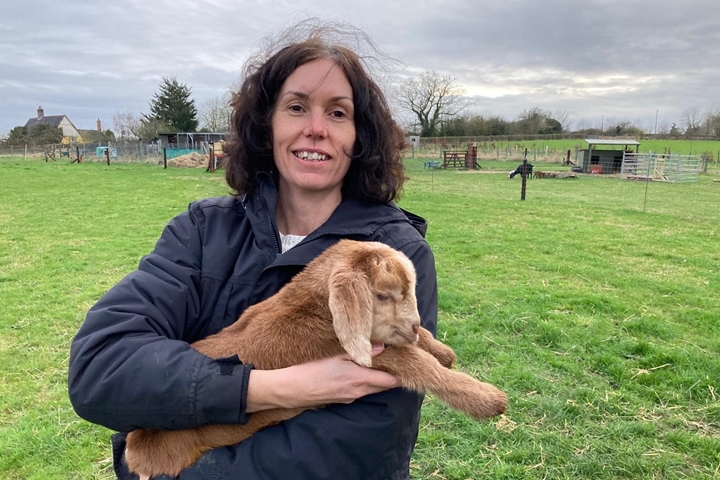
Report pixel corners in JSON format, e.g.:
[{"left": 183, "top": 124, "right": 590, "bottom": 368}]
[
  {"left": 3, "top": 71, "right": 720, "bottom": 147},
  {"left": 399, "top": 71, "right": 720, "bottom": 139}
]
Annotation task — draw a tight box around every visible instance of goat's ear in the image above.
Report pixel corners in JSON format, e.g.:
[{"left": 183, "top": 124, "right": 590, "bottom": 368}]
[{"left": 328, "top": 270, "right": 374, "bottom": 367}]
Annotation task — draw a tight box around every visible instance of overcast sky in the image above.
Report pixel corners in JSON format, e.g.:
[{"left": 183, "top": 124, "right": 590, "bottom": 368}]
[{"left": 1, "top": 0, "right": 718, "bottom": 136}]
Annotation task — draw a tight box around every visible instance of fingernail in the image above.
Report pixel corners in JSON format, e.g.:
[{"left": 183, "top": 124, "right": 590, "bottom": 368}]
[{"left": 372, "top": 343, "right": 383, "bottom": 352}]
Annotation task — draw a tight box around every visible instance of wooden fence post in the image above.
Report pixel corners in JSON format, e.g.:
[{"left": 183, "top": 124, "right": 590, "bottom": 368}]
[{"left": 521, "top": 149, "right": 528, "bottom": 201}]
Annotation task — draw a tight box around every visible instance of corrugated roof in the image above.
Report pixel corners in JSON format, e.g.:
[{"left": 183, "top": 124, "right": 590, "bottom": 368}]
[{"left": 584, "top": 138, "right": 641, "bottom": 146}]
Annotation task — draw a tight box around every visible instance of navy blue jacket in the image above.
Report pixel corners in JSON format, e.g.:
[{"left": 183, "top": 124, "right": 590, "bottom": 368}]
[{"left": 68, "top": 176, "right": 438, "bottom": 479}]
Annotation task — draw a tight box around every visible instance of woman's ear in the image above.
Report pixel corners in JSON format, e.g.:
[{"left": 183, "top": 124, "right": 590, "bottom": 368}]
[{"left": 328, "top": 270, "right": 374, "bottom": 367}]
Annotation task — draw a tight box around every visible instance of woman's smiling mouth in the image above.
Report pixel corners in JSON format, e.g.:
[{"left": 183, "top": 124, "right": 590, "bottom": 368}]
[{"left": 294, "top": 150, "right": 330, "bottom": 161}]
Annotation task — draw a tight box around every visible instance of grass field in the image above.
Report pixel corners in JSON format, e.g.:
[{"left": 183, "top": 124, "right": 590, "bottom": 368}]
[{"left": 1, "top": 157, "right": 718, "bottom": 479}]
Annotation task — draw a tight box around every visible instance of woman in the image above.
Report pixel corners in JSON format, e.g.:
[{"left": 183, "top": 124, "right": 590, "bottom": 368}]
[{"left": 69, "top": 26, "right": 438, "bottom": 480}]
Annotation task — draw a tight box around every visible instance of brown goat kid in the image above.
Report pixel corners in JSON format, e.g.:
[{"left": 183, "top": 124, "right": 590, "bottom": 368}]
[{"left": 125, "top": 240, "right": 508, "bottom": 478}]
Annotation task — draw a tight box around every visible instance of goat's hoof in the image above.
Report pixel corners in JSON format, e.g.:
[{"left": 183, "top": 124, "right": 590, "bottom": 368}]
[
  {"left": 435, "top": 345, "right": 456, "bottom": 369},
  {"left": 465, "top": 388, "right": 508, "bottom": 420},
  {"left": 488, "top": 391, "right": 508, "bottom": 418}
]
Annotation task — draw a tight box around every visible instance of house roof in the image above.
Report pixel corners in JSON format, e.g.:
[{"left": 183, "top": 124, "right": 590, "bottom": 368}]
[
  {"left": 25, "top": 115, "right": 68, "bottom": 129},
  {"left": 584, "top": 138, "right": 641, "bottom": 146},
  {"left": 77, "top": 129, "right": 106, "bottom": 142}
]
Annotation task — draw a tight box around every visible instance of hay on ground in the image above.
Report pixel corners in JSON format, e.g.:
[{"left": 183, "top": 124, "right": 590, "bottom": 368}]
[{"left": 167, "top": 153, "right": 209, "bottom": 168}]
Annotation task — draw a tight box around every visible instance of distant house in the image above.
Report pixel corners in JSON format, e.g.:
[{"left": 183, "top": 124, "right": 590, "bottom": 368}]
[
  {"left": 24, "top": 106, "right": 81, "bottom": 141},
  {"left": 77, "top": 129, "right": 107, "bottom": 143},
  {"left": 77, "top": 119, "right": 110, "bottom": 143}
]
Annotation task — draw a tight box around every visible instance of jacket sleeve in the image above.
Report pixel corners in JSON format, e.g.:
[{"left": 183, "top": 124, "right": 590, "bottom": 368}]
[
  {"left": 147, "top": 238, "right": 439, "bottom": 480},
  {"left": 68, "top": 206, "right": 252, "bottom": 432}
]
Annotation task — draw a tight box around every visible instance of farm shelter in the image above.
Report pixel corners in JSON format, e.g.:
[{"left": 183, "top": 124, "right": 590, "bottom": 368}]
[
  {"left": 620, "top": 152, "right": 701, "bottom": 183},
  {"left": 24, "top": 106, "right": 81, "bottom": 141},
  {"left": 578, "top": 139, "right": 640, "bottom": 174},
  {"left": 158, "top": 132, "right": 226, "bottom": 159}
]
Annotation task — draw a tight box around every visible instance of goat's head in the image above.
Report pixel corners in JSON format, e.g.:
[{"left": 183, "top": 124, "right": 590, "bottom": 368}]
[{"left": 327, "top": 241, "right": 421, "bottom": 367}]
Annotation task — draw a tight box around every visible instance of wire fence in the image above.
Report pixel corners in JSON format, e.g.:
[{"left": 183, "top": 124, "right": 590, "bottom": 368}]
[
  {"left": 409, "top": 141, "right": 579, "bottom": 163},
  {"left": 0, "top": 141, "right": 208, "bottom": 164}
]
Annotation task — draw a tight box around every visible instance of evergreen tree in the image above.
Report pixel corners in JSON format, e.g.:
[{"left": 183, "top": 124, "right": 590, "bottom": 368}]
[
  {"left": 145, "top": 77, "right": 199, "bottom": 132},
  {"left": 6, "top": 126, "right": 28, "bottom": 146},
  {"left": 28, "top": 124, "right": 63, "bottom": 145}
]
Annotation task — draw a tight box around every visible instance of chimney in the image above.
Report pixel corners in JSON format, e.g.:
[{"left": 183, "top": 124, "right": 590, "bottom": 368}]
[
  {"left": 97, "top": 118, "right": 102, "bottom": 132},
  {"left": 37, "top": 106, "right": 44, "bottom": 119}
]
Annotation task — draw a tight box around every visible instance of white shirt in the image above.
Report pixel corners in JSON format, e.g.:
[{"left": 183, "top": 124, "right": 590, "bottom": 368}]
[{"left": 279, "top": 232, "right": 306, "bottom": 253}]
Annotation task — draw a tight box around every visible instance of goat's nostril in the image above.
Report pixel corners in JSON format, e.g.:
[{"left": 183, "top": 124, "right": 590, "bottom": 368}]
[{"left": 412, "top": 325, "right": 419, "bottom": 335}]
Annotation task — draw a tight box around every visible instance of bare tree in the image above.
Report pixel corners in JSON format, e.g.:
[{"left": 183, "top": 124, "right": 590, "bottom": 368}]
[
  {"left": 656, "top": 121, "right": 671, "bottom": 135},
  {"left": 515, "top": 107, "right": 562, "bottom": 134},
  {"left": 400, "top": 71, "right": 470, "bottom": 137},
  {"left": 553, "top": 110, "right": 571, "bottom": 132},
  {"left": 680, "top": 106, "right": 702, "bottom": 135},
  {"left": 574, "top": 118, "right": 594, "bottom": 132},
  {"left": 706, "top": 105, "right": 720, "bottom": 139},
  {"left": 603, "top": 117, "right": 645, "bottom": 135},
  {"left": 113, "top": 111, "right": 141, "bottom": 141},
  {"left": 198, "top": 94, "right": 232, "bottom": 132},
  {"left": 136, "top": 117, "right": 169, "bottom": 142}
]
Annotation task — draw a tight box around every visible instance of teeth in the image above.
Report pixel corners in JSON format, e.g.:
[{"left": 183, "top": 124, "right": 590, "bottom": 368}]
[{"left": 295, "top": 151, "right": 328, "bottom": 161}]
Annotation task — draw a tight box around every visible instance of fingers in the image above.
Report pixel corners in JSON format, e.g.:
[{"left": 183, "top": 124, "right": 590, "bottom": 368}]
[
  {"left": 250, "top": 353, "right": 401, "bottom": 411},
  {"left": 342, "top": 354, "right": 399, "bottom": 392},
  {"left": 361, "top": 368, "right": 399, "bottom": 391},
  {"left": 301, "top": 354, "right": 400, "bottom": 405}
]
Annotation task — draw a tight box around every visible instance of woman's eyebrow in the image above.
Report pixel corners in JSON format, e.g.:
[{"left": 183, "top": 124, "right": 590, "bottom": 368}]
[
  {"left": 331, "top": 95, "right": 353, "bottom": 104},
  {"left": 282, "top": 90, "right": 309, "bottom": 100},
  {"left": 281, "top": 91, "right": 353, "bottom": 104}
]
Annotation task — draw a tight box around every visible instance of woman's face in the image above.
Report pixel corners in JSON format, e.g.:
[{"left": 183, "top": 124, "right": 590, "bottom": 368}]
[{"left": 271, "top": 58, "right": 356, "bottom": 201}]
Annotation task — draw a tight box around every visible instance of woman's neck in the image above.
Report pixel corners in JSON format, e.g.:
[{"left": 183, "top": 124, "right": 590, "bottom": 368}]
[{"left": 274, "top": 188, "right": 342, "bottom": 236}]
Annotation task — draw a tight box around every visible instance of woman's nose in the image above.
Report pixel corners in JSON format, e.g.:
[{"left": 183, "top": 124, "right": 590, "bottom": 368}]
[{"left": 304, "top": 110, "right": 327, "bottom": 138}]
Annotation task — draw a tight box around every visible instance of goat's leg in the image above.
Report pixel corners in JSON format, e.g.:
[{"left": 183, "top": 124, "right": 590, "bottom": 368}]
[
  {"left": 416, "top": 327, "right": 456, "bottom": 368},
  {"left": 372, "top": 346, "right": 507, "bottom": 420},
  {"left": 126, "top": 407, "right": 306, "bottom": 478}
]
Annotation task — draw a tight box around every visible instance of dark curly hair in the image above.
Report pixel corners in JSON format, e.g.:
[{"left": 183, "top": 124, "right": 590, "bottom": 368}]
[{"left": 225, "top": 30, "right": 406, "bottom": 204}]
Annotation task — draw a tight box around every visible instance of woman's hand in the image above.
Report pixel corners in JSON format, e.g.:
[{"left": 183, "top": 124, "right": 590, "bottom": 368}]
[{"left": 246, "top": 343, "right": 399, "bottom": 412}]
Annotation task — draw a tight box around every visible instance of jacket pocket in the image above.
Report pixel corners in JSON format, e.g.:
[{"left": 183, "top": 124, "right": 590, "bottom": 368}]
[{"left": 197, "top": 279, "right": 253, "bottom": 340}]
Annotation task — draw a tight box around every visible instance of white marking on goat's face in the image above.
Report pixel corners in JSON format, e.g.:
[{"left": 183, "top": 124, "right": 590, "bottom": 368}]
[{"left": 369, "top": 253, "right": 421, "bottom": 345}]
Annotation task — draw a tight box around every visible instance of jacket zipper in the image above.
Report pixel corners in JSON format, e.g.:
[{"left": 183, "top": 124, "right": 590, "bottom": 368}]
[{"left": 258, "top": 192, "right": 281, "bottom": 255}]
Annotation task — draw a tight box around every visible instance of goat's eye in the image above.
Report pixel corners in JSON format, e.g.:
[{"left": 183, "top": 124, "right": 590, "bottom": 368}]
[{"left": 376, "top": 293, "right": 389, "bottom": 301}]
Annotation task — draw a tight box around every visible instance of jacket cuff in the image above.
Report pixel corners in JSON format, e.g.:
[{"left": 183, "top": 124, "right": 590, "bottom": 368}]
[
  {"left": 238, "top": 361, "right": 254, "bottom": 424},
  {"left": 215, "top": 354, "right": 255, "bottom": 424},
  {"left": 195, "top": 355, "right": 254, "bottom": 426}
]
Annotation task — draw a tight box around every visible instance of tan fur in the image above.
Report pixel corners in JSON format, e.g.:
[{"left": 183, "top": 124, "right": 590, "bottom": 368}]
[
  {"left": 125, "top": 239, "right": 508, "bottom": 477},
  {"left": 534, "top": 171, "right": 558, "bottom": 179}
]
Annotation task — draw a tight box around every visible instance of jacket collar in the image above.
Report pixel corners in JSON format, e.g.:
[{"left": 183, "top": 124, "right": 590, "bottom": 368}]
[{"left": 243, "top": 173, "right": 428, "bottom": 254}]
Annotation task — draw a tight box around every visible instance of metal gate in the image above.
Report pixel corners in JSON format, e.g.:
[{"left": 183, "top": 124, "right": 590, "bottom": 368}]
[{"left": 620, "top": 152, "right": 701, "bottom": 183}]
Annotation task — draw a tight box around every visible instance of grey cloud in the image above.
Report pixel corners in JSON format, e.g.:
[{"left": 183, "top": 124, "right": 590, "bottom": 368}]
[{"left": 1, "top": 0, "right": 718, "bottom": 135}]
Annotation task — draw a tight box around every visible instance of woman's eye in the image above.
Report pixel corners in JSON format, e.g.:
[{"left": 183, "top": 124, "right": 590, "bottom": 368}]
[
  {"left": 330, "top": 110, "right": 346, "bottom": 118},
  {"left": 289, "top": 104, "right": 304, "bottom": 113}
]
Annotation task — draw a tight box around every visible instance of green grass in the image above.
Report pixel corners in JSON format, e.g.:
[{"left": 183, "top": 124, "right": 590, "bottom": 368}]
[{"left": 1, "top": 157, "right": 719, "bottom": 479}]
